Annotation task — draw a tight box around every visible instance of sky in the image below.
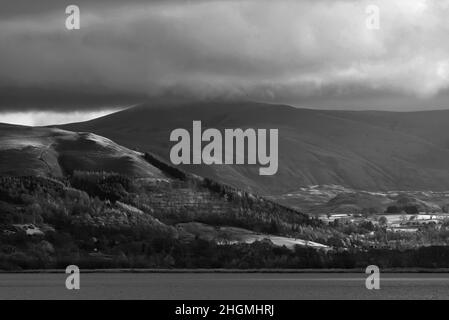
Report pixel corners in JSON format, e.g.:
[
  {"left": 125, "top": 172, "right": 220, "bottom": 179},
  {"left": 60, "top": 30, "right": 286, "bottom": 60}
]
[{"left": 1, "top": 0, "right": 449, "bottom": 125}]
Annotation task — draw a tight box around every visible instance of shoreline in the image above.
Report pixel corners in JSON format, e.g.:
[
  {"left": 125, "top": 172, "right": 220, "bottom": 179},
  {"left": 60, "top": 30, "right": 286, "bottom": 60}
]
[{"left": 2, "top": 268, "right": 449, "bottom": 274}]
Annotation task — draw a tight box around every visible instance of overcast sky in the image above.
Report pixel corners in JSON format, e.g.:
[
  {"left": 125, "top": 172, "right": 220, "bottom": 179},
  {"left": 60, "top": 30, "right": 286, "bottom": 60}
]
[{"left": 1, "top": 0, "right": 449, "bottom": 119}]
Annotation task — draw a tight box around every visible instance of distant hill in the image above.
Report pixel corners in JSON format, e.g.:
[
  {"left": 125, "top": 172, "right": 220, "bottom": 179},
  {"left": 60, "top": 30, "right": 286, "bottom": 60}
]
[
  {"left": 270, "top": 185, "right": 449, "bottom": 215},
  {"left": 62, "top": 100, "right": 449, "bottom": 195}
]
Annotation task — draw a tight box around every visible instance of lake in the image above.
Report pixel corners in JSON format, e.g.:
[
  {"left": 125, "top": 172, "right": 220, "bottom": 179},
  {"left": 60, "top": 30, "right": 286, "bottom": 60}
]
[{"left": 1, "top": 272, "right": 449, "bottom": 299}]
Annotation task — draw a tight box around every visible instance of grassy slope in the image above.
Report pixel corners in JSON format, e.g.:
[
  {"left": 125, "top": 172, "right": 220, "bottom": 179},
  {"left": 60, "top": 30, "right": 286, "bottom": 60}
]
[{"left": 0, "top": 124, "right": 165, "bottom": 178}]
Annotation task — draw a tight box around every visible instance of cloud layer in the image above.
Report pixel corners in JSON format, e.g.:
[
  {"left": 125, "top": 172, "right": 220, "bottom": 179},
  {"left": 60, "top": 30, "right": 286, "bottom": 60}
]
[{"left": 1, "top": 0, "right": 449, "bottom": 111}]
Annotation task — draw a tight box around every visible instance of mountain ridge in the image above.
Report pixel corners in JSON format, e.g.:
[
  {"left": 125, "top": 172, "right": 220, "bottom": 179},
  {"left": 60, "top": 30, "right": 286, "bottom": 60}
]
[{"left": 60, "top": 100, "right": 449, "bottom": 194}]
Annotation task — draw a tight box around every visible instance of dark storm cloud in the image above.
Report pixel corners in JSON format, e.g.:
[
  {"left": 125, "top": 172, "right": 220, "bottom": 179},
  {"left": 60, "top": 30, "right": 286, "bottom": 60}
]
[
  {"left": 0, "top": 0, "right": 448, "bottom": 112},
  {"left": 0, "top": 0, "right": 210, "bottom": 19}
]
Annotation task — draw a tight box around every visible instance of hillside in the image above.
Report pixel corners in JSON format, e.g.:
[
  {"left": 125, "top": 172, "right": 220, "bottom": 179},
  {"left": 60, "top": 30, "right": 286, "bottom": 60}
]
[
  {"left": 0, "top": 123, "right": 165, "bottom": 178},
  {"left": 62, "top": 101, "right": 449, "bottom": 195},
  {"left": 0, "top": 124, "right": 341, "bottom": 270}
]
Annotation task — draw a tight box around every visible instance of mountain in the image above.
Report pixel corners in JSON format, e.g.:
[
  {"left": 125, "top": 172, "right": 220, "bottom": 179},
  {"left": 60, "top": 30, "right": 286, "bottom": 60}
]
[
  {"left": 3, "top": 116, "right": 449, "bottom": 269},
  {"left": 0, "top": 123, "right": 165, "bottom": 178},
  {"left": 62, "top": 100, "right": 449, "bottom": 195}
]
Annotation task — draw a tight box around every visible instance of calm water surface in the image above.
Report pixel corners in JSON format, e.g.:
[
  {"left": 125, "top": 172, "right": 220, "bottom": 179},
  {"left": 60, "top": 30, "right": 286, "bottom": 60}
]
[{"left": 1, "top": 273, "right": 449, "bottom": 300}]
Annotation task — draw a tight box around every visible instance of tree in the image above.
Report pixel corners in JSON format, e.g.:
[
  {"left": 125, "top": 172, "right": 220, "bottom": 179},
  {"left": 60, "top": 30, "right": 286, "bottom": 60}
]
[
  {"left": 378, "top": 216, "right": 388, "bottom": 226},
  {"left": 404, "top": 206, "right": 419, "bottom": 215},
  {"left": 386, "top": 206, "right": 400, "bottom": 214}
]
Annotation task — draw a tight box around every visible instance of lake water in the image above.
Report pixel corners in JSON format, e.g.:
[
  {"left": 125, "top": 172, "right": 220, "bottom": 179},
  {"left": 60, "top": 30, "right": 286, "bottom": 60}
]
[{"left": 1, "top": 273, "right": 449, "bottom": 300}]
